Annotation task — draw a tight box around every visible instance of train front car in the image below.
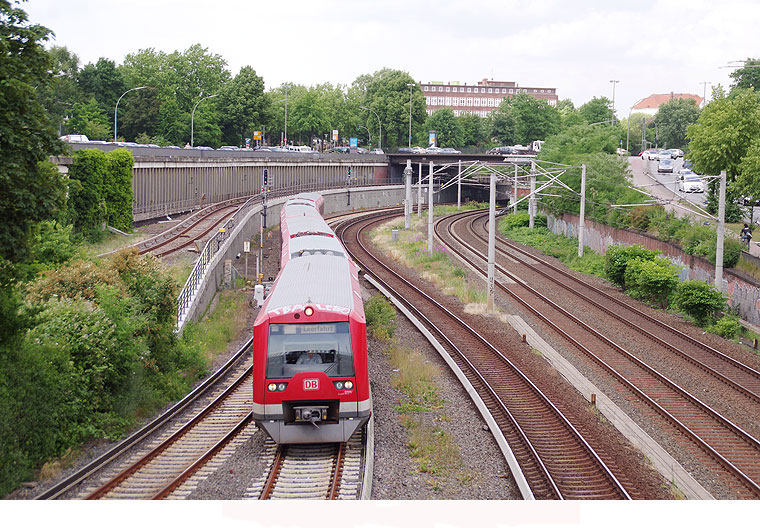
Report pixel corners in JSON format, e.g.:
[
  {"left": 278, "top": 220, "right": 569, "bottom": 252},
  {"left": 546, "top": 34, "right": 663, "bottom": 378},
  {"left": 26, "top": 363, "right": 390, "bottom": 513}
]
[{"left": 252, "top": 255, "right": 370, "bottom": 444}]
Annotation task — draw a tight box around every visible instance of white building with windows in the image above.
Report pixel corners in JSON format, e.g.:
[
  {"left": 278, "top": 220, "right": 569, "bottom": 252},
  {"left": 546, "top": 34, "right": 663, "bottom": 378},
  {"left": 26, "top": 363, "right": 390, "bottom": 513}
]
[{"left": 421, "top": 78, "right": 558, "bottom": 117}]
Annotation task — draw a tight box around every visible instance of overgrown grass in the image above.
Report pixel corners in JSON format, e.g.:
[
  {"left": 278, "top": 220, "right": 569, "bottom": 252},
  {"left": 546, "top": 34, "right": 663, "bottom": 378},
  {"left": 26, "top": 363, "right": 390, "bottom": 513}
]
[
  {"left": 372, "top": 216, "right": 487, "bottom": 308},
  {"left": 498, "top": 218, "right": 607, "bottom": 278},
  {"left": 183, "top": 290, "right": 251, "bottom": 361},
  {"left": 364, "top": 293, "right": 470, "bottom": 492},
  {"left": 433, "top": 202, "right": 487, "bottom": 217},
  {"left": 736, "top": 255, "right": 760, "bottom": 282}
]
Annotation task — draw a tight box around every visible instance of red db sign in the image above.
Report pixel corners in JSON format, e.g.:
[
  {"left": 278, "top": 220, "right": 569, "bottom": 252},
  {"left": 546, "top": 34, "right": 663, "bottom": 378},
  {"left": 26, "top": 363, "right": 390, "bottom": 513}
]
[{"left": 304, "top": 379, "right": 319, "bottom": 391}]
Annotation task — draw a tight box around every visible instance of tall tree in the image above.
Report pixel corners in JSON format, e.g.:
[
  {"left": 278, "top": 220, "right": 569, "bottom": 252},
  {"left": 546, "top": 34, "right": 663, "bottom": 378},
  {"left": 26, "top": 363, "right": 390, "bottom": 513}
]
[
  {"left": 0, "top": 0, "right": 68, "bottom": 262},
  {"left": 78, "top": 57, "right": 126, "bottom": 119},
  {"left": 458, "top": 112, "right": 488, "bottom": 147},
  {"left": 363, "top": 69, "right": 425, "bottom": 149},
  {"left": 490, "top": 93, "right": 560, "bottom": 145},
  {"left": 655, "top": 98, "right": 700, "bottom": 149},
  {"left": 219, "top": 66, "right": 266, "bottom": 145},
  {"left": 729, "top": 58, "right": 760, "bottom": 92},
  {"left": 687, "top": 87, "right": 760, "bottom": 179},
  {"left": 425, "top": 108, "right": 463, "bottom": 148},
  {"left": 578, "top": 96, "right": 613, "bottom": 125},
  {"left": 35, "top": 46, "right": 82, "bottom": 135}
]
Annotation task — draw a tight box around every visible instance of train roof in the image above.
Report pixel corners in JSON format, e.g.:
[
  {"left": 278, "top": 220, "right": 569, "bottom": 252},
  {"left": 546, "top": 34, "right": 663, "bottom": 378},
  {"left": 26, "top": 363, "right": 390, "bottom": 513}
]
[
  {"left": 284, "top": 215, "right": 332, "bottom": 237},
  {"left": 288, "top": 234, "right": 345, "bottom": 259},
  {"left": 265, "top": 255, "right": 355, "bottom": 312}
]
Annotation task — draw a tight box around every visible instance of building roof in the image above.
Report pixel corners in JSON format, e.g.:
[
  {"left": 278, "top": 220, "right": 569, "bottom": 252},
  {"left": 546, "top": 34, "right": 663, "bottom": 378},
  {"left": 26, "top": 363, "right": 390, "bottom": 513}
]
[{"left": 633, "top": 93, "right": 703, "bottom": 110}]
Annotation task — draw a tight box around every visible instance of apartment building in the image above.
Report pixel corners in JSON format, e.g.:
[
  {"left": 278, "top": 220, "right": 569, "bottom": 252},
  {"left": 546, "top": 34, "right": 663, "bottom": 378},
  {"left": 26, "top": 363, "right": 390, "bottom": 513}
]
[{"left": 421, "top": 78, "right": 559, "bottom": 117}]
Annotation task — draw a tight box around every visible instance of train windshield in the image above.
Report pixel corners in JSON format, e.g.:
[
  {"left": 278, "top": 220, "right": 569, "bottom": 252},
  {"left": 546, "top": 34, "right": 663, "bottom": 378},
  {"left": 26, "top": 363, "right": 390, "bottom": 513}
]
[{"left": 266, "top": 322, "right": 354, "bottom": 379}]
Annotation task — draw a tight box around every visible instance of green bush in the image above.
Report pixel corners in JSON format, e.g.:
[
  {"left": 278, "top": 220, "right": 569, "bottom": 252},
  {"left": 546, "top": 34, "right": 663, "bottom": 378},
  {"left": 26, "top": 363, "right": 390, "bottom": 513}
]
[
  {"left": 104, "top": 149, "right": 134, "bottom": 232},
  {"left": 604, "top": 244, "right": 658, "bottom": 287},
  {"left": 707, "top": 315, "right": 742, "bottom": 339},
  {"left": 365, "top": 294, "right": 396, "bottom": 338},
  {"left": 68, "top": 149, "right": 108, "bottom": 240},
  {"left": 673, "top": 280, "right": 727, "bottom": 327},
  {"left": 501, "top": 212, "right": 546, "bottom": 230},
  {"left": 623, "top": 257, "right": 679, "bottom": 308}
]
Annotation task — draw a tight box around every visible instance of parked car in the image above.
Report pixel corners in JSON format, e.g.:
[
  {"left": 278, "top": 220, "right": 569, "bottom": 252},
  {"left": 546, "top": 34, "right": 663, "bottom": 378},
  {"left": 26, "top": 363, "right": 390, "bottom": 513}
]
[
  {"left": 678, "top": 172, "right": 704, "bottom": 192},
  {"left": 60, "top": 134, "right": 89, "bottom": 143},
  {"left": 411, "top": 146, "right": 426, "bottom": 154},
  {"left": 397, "top": 147, "right": 413, "bottom": 154},
  {"left": 616, "top": 148, "right": 628, "bottom": 156},
  {"left": 328, "top": 146, "right": 350, "bottom": 153},
  {"left": 670, "top": 148, "right": 684, "bottom": 158},
  {"left": 489, "top": 146, "right": 518, "bottom": 155},
  {"left": 356, "top": 147, "right": 368, "bottom": 154},
  {"left": 440, "top": 147, "right": 461, "bottom": 154},
  {"left": 426, "top": 146, "right": 442, "bottom": 154},
  {"left": 370, "top": 148, "right": 384, "bottom": 155},
  {"left": 643, "top": 149, "right": 659, "bottom": 160},
  {"left": 658, "top": 150, "right": 672, "bottom": 161},
  {"left": 219, "top": 145, "right": 240, "bottom": 150},
  {"left": 658, "top": 158, "right": 674, "bottom": 173}
]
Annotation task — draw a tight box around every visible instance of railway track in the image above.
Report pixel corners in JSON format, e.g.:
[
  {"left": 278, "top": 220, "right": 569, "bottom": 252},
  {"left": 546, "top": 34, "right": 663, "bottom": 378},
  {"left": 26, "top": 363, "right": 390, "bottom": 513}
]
[
  {"left": 337, "top": 212, "right": 632, "bottom": 500},
  {"left": 436, "top": 209, "right": 760, "bottom": 499},
  {"left": 35, "top": 340, "right": 253, "bottom": 500}
]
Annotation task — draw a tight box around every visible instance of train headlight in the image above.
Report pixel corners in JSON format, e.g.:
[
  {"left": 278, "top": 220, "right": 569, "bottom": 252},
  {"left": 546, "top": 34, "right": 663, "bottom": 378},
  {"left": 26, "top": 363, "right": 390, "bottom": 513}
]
[
  {"left": 268, "top": 383, "right": 277, "bottom": 391},
  {"left": 344, "top": 380, "right": 354, "bottom": 390},
  {"left": 335, "top": 381, "right": 344, "bottom": 390},
  {"left": 267, "top": 382, "right": 288, "bottom": 392},
  {"left": 333, "top": 380, "right": 354, "bottom": 390},
  {"left": 277, "top": 383, "right": 287, "bottom": 391},
  {"left": 304, "top": 306, "right": 314, "bottom": 317}
]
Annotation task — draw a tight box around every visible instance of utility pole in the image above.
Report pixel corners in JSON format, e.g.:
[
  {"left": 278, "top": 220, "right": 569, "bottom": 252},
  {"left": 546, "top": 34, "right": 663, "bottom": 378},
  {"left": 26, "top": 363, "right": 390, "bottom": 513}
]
[
  {"left": 457, "top": 159, "right": 462, "bottom": 209},
  {"left": 418, "top": 162, "right": 423, "bottom": 217},
  {"left": 428, "top": 161, "right": 434, "bottom": 254},
  {"left": 715, "top": 170, "right": 726, "bottom": 290},
  {"left": 609, "top": 80, "right": 619, "bottom": 125},
  {"left": 578, "top": 164, "right": 587, "bottom": 257},
  {"left": 529, "top": 160, "right": 536, "bottom": 229},
  {"left": 700, "top": 81, "right": 710, "bottom": 108},
  {"left": 487, "top": 172, "right": 496, "bottom": 312},
  {"left": 513, "top": 165, "right": 518, "bottom": 214},
  {"left": 404, "top": 160, "right": 412, "bottom": 229}
]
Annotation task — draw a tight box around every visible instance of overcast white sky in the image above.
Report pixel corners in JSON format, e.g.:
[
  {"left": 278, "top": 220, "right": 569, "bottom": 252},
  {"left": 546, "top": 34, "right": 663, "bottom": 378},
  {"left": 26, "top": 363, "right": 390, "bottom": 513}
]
[{"left": 24, "top": 0, "right": 759, "bottom": 116}]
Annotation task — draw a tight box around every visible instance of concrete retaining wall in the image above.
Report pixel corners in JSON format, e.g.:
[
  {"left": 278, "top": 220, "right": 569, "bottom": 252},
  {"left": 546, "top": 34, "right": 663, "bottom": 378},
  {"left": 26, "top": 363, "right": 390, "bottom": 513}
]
[{"left": 548, "top": 213, "right": 760, "bottom": 325}]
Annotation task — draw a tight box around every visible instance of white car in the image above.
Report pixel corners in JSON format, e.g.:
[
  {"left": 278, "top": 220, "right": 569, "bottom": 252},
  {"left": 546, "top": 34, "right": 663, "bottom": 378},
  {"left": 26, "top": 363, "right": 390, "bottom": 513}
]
[
  {"left": 678, "top": 172, "right": 704, "bottom": 193},
  {"left": 658, "top": 150, "right": 672, "bottom": 161}
]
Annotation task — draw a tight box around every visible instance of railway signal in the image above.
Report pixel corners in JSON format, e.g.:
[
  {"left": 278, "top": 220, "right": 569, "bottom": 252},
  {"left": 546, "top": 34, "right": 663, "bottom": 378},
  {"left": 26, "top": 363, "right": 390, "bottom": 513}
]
[{"left": 263, "top": 168, "right": 269, "bottom": 186}]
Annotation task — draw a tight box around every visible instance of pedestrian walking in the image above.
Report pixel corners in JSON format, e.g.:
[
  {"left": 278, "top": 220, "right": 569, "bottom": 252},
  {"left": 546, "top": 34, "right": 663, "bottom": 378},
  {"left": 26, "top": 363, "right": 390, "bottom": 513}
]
[{"left": 741, "top": 223, "right": 753, "bottom": 249}]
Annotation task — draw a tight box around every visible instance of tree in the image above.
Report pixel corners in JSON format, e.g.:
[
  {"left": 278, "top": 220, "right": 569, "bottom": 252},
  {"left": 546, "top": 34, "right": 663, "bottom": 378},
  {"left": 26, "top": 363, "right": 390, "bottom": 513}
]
[
  {"left": 425, "top": 108, "right": 463, "bottom": 148},
  {"left": 687, "top": 88, "right": 760, "bottom": 179},
  {"left": 35, "top": 46, "right": 82, "bottom": 135},
  {"left": 120, "top": 87, "right": 160, "bottom": 141},
  {"left": 578, "top": 97, "right": 613, "bottom": 125},
  {"left": 490, "top": 93, "right": 560, "bottom": 146},
  {"left": 68, "top": 96, "right": 110, "bottom": 139},
  {"left": 655, "top": 98, "right": 699, "bottom": 149},
  {"left": 363, "top": 69, "right": 426, "bottom": 149},
  {"left": 458, "top": 112, "right": 488, "bottom": 147},
  {"left": 78, "top": 57, "right": 126, "bottom": 119},
  {"left": 0, "top": 0, "right": 68, "bottom": 263},
  {"left": 729, "top": 58, "right": 760, "bottom": 92},
  {"left": 218, "top": 66, "right": 266, "bottom": 145}
]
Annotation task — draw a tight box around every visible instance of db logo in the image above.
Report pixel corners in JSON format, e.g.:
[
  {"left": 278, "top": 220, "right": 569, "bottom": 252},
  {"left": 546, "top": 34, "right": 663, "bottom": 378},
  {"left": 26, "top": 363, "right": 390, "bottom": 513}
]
[{"left": 303, "top": 379, "right": 319, "bottom": 391}]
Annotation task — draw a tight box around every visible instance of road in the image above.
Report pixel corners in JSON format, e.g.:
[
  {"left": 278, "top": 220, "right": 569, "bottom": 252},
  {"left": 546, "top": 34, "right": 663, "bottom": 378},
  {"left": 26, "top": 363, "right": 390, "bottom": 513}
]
[{"left": 628, "top": 155, "right": 760, "bottom": 257}]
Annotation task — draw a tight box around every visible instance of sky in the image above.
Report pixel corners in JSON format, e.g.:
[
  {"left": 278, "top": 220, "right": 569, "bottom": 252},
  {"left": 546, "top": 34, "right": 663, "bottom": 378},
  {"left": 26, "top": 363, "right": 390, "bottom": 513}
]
[{"left": 22, "top": 0, "right": 760, "bottom": 117}]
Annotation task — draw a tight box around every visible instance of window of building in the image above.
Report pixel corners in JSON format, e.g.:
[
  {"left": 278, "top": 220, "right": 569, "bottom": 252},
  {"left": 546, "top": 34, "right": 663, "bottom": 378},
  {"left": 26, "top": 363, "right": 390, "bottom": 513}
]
[
  {"left": 445, "top": 97, "right": 451, "bottom": 105},
  {"left": 467, "top": 87, "right": 471, "bottom": 93},
  {"left": 467, "top": 97, "right": 472, "bottom": 105},
  {"left": 446, "top": 86, "right": 450, "bottom": 92},
  {"left": 509, "top": 89, "right": 513, "bottom": 94},
  {"left": 426, "top": 96, "right": 430, "bottom": 104},
  {"left": 488, "top": 88, "right": 492, "bottom": 93}
]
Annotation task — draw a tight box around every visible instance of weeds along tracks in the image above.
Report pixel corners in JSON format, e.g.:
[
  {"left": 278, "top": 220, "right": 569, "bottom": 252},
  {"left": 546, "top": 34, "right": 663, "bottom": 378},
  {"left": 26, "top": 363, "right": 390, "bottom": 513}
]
[
  {"left": 35, "top": 340, "right": 253, "bottom": 500},
  {"left": 438, "top": 210, "right": 760, "bottom": 498},
  {"left": 338, "top": 213, "right": 631, "bottom": 500}
]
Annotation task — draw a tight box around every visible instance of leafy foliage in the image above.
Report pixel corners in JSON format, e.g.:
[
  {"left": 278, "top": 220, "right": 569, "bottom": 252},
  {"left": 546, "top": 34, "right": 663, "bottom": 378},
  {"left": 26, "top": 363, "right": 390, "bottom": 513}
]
[
  {"left": 673, "top": 280, "right": 727, "bottom": 327},
  {"left": 104, "top": 149, "right": 134, "bottom": 231},
  {"left": 67, "top": 149, "right": 108, "bottom": 238},
  {"left": 604, "top": 244, "right": 658, "bottom": 287},
  {"left": 365, "top": 294, "right": 396, "bottom": 340},
  {"left": 707, "top": 315, "right": 742, "bottom": 339},
  {"left": 425, "top": 108, "right": 463, "bottom": 148},
  {"left": 490, "top": 92, "right": 560, "bottom": 145},
  {"left": 0, "top": 0, "right": 68, "bottom": 263},
  {"left": 623, "top": 256, "right": 679, "bottom": 308},
  {"left": 655, "top": 98, "right": 700, "bottom": 149}
]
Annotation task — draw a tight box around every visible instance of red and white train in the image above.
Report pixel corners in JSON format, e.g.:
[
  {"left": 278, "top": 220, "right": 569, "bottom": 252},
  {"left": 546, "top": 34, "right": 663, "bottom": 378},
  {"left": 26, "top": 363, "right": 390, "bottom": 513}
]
[{"left": 252, "top": 192, "right": 371, "bottom": 443}]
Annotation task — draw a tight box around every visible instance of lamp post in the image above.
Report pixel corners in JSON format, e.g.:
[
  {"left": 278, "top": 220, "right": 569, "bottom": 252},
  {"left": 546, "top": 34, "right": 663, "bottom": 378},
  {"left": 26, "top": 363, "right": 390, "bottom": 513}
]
[
  {"left": 191, "top": 93, "right": 218, "bottom": 147},
  {"left": 626, "top": 97, "right": 644, "bottom": 153},
  {"left": 609, "top": 80, "right": 619, "bottom": 125},
  {"left": 700, "top": 81, "right": 711, "bottom": 108},
  {"left": 407, "top": 82, "right": 415, "bottom": 148},
  {"left": 360, "top": 106, "right": 381, "bottom": 151},
  {"left": 114, "top": 86, "right": 147, "bottom": 141}
]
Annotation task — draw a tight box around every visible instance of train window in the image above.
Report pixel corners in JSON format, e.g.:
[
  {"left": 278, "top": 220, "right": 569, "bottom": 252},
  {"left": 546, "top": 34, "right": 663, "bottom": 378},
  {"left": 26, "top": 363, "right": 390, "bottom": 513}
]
[{"left": 266, "top": 322, "right": 354, "bottom": 378}]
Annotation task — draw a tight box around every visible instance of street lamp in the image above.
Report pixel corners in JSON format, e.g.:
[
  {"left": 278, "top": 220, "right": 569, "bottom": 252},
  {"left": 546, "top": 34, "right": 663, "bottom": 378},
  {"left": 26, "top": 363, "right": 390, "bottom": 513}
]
[
  {"left": 609, "top": 80, "right": 619, "bottom": 125},
  {"left": 407, "top": 82, "right": 415, "bottom": 148},
  {"left": 626, "top": 97, "right": 645, "bottom": 153},
  {"left": 191, "top": 93, "right": 218, "bottom": 147},
  {"left": 114, "top": 86, "right": 147, "bottom": 141},
  {"left": 360, "top": 106, "right": 381, "bottom": 151}
]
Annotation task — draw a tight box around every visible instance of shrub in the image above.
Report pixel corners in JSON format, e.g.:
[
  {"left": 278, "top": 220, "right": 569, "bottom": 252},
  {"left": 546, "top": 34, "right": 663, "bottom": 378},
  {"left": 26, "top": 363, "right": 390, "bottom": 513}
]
[
  {"left": 604, "top": 244, "right": 658, "bottom": 287},
  {"left": 68, "top": 149, "right": 108, "bottom": 240},
  {"left": 501, "top": 212, "right": 547, "bottom": 230},
  {"left": 624, "top": 257, "right": 679, "bottom": 308},
  {"left": 707, "top": 315, "right": 742, "bottom": 339},
  {"left": 104, "top": 149, "right": 134, "bottom": 232},
  {"left": 673, "top": 280, "right": 727, "bottom": 327},
  {"left": 365, "top": 294, "right": 396, "bottom": 338}
]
